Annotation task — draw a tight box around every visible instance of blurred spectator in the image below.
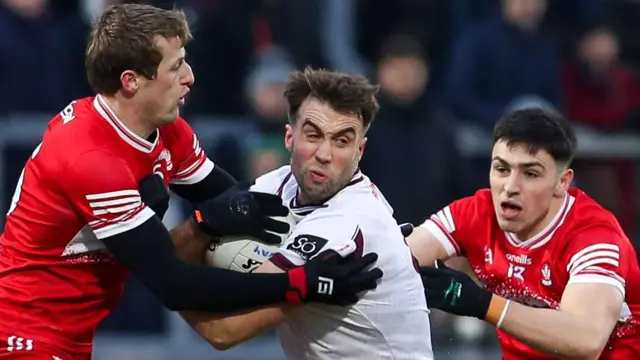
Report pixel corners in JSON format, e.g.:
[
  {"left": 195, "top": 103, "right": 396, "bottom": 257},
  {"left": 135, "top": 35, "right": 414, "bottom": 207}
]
[
  {"left": 185, "top": 0, "right": 322, "bottom": 116},
  {"left": 563, "top": 24, "right": 640, "bottom": 236},
  {"left": 610, "top": 0, "right": 640, "bottom": 68},
  {"left": 321, "top": 0, "right": 455, "bottom": 88},
  {"left": 361, "top": 34, "right": 465, "bottom": 224},
  {"left": 0, "top": 0, "right": 73, "bottom": 114},
  {"left": 446, "top": 0, "right": 563, "bottom": 130},
  {"left": 563, "top": 25, "right": 640, "bottom": 131},
  {"left": 245, "top": 45, "right": 294, "bottom": 178}
]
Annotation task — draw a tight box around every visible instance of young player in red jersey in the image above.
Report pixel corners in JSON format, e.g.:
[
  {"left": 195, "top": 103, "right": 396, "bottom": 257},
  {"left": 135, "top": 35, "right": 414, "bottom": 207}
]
[
  {"left": 407, "top": 108, "right": 640, "bottom": 359},
  {"left": 0, "top": 4, "right": 380, "bottom": 359}
]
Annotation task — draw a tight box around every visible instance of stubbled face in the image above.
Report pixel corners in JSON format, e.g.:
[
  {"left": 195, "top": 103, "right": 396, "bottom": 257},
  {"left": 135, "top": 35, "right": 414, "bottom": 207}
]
[
  {"left": 285, "top": 98, "right": 366, "bottom": 205},
  {"left": 489, "top": 140, "right": 573, "bottom": 239},
  {"left": 134, "top": 36, "right": 194, "bottom": 127}
]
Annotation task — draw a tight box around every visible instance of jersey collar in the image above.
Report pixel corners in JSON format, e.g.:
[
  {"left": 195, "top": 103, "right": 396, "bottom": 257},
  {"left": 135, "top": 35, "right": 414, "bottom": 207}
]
[
  {"left": 93, "top": 95, "right": 159, "bottom": 153},
  {"left": 505, "top": 192, "right": 575, "bottom": 249}
]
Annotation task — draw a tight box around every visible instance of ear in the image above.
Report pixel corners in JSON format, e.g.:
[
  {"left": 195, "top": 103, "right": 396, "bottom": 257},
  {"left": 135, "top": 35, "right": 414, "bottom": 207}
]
[
  {"left": 284, "top": 124, "right": 293, "bottom": 152},
  {"left": 120, "top": 70, "right": 139, "bottom": 95},
  {"left": 358, "top": 137, "right": 367, "bottom": 160},
  {"left": 555, "top": 168, "right": 574, "bottom": 197}
]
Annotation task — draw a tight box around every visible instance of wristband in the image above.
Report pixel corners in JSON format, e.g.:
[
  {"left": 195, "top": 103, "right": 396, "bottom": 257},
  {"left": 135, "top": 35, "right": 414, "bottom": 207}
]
[
  {"left": 496, "top": 300, "right": 511, "bottom": 329},
  {"left": 484, "top": 295, "right": 508, "bottom": 326},
  {"left": 286, "top": 267, "right": 307, "bottom": 303}
]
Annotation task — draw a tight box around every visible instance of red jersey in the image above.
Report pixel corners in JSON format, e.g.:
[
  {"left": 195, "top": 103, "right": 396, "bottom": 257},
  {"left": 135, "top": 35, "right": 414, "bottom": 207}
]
[
  {"left": 421, "top": 188, "right": 640, "bottom": 359},
  {"left": 0, "top": 96, "right": 213, "bottom": 355}
]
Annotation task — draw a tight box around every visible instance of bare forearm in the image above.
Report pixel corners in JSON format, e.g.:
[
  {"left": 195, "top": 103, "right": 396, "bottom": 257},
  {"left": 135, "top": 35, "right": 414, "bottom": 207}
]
[
  {"left": 169, "top": 218, "right": 212, "bottom": 264},
  {"left": 180, "top": 306, "right": 287, "bottom": 350},
  {"left": 500, "top": 300, "right": 602, "bottom": 359}
]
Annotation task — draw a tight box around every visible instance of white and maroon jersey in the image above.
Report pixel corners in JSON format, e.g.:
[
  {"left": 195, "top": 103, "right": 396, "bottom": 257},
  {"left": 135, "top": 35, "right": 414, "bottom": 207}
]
[
  {"left": 420, "top": 188, "right": 640, "bottom": 359},
  {"left": 252, "top": 166, "right": 433, "bottom": 360},
  {"left": 0, "top": 95, "right": 213, "bottom": 353}
]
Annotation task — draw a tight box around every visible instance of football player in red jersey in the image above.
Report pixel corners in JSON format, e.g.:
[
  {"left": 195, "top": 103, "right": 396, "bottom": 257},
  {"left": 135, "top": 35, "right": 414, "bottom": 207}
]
[
  {"left": 406, "top": 108, "right": 640, "bottom": 359},
  {"left": 0, "top": 4, "right": 380, "bottom": 359}
]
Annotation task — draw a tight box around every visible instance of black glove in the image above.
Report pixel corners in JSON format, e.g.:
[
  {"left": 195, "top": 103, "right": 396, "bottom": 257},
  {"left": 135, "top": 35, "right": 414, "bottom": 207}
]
[
  {"left": 193, "top": 182, "right": 290, "bottom": 245},
  {"left": 399, "top": 223, "right": 414, "bottom": 237},
  {"left": 286, "top": 250, "right": 383, "bottom": 306},
  {"left": 139, "top": 174, "right": 170, "bottom": 219},
  {"left": 420, "top": 260, "right": 492, "bottom": 319}
]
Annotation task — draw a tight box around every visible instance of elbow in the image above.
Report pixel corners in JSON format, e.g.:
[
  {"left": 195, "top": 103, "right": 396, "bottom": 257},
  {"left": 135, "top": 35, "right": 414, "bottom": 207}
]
[
  {"left": 576, "top": 341, "right": 606, "bottom": 360},
  {"left": 207, "top": 330, "right": 241, "bottom": 351},
  {"left": 566, "top": 331, "right": 608, "bottom": 360}
]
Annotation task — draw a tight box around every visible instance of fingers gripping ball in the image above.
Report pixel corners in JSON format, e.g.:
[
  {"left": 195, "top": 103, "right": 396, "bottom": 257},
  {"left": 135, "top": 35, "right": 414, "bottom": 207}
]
[{"left": 206, "top": 209, "right": 297, "bottom": 273}]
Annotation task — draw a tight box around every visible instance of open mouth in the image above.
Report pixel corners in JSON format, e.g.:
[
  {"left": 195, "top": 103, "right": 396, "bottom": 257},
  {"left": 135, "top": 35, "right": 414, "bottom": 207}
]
[{"left": 500, "top": 201, "right": 523, "bottom": 218}]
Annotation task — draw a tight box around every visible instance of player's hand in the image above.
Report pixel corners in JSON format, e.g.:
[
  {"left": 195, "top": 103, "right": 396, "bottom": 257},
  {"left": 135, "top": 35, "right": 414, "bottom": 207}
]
[
  {"left": 399, "top": 222, "right": 414, "bottom": 237},
  {"left": 193, "top": 182, "right": 290, "bottom": 245},
  {"left": 139, "top": 174, "right": 170, "bottom": 219},
  {"left": 420, "top": 260, "right": 493, "bottom": 319},
  {"left": 285, "top": 249, "right": 383, "bottom": 306}
]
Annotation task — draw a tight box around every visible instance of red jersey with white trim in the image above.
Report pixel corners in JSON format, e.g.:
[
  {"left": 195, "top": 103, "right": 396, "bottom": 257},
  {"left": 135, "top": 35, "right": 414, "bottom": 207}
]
[
  {"left": 0, "top": 95, "right": 213, "bottom": 353},
  {"left": 420, "top": 188, "right": 640, "bottom": 359}
]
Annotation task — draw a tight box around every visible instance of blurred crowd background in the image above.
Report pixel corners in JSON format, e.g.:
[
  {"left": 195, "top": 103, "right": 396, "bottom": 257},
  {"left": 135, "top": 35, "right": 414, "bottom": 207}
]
[{"left": 1, "top": 0, "right": 640, "bottom": 358}]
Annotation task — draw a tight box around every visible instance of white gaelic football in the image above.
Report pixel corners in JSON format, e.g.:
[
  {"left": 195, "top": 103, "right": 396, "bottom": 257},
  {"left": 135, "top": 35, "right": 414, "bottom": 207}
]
[{"left": 205, "top": 211, "right": 296, "bottom": 273}]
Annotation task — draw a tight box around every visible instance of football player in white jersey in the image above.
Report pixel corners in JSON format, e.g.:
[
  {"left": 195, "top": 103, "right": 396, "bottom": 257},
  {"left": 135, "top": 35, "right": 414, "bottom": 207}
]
[{"left": 181, "top": 67, "right": 433, "bottom": 359}]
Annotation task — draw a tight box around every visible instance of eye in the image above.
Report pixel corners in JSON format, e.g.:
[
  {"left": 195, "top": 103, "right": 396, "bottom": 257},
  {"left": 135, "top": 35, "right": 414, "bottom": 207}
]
[
  {"left": 525, "top": 171, "right": 539, "bottom": 178},
  {"left": 306, "top": 133, "right": 320, "bottom": 140},
  {"left": 336, "top": 138, "right": 349, "bottom": 146},
  {"left": 494, "top": 166, "right": 508, "bottom": 174}
]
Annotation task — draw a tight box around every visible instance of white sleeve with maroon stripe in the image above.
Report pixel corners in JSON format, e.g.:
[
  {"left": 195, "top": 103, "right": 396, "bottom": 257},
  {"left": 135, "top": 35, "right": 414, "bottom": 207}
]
[
  {"left": 270, "top": 212, "right": 361, "bottom": 270},
  {"left": 64, "top": 150, "right": 155, "bottom": 239},
  {"left": 564, "top": 228, "right": 629, "bottom": 297}
]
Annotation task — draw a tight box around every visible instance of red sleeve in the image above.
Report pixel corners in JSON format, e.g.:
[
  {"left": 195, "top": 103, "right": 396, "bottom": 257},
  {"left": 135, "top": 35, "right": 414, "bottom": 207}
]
[
  {"left": 163, "top": 117, "right": 214, "bottom": 185},
  {"left": 61, "top": 150, "right": 155, "bottom": 240},
  {"left": 563, "top": 226, "right": 631, "bottom": 297},
  {"left": 418, "top": 190, "right": 492, "bottom": 257}
]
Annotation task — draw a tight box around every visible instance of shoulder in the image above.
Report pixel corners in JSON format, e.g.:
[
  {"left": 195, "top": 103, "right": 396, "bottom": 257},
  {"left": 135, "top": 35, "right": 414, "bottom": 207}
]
[
  {"left": 558, "top": 189, "right": 635, "bottom": 271},
  {"left": 563, "top": 188, "right": 623, "bottom": 236},
  {"left": 251, "top": 165, "right": 293, "bottom": 195},
  {"left": 38, "top": 98, "right": 113, "bottom": 171}
]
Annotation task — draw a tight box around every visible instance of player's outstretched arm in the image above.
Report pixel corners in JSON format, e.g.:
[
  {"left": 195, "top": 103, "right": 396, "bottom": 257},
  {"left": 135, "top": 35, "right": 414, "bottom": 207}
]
[
  {"left": 421, "top": 260, "right": 623, "bottom": 359},
  {"left": 496, "top": 283, "right": 621, "bottom": 359},
  {"left": 180, "top": 249, "right": 380, "bottom": 350},
  {"left": 179, "top": 261, "right": 290, "bottom": 350}
]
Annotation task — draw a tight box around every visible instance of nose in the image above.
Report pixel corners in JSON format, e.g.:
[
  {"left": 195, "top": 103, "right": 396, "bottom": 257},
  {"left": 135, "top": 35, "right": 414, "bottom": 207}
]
[
  {"left": 504, "top": 172, "right": 520, "bottom": 196},
  {"left": 181, "top": 62, "right": 195, "bottom": 86},
  {"left": 314, "top": 139, "right": 332, "bottom": 164}
]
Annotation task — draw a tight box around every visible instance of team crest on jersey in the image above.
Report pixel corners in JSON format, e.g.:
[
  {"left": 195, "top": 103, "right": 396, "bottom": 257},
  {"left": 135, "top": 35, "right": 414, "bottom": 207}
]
[
  {"left": 541, "top": 263, "right": 552, "bottom": 286},
  {"left": 153, "top": 149, "right": 173, "bottom": 179}
]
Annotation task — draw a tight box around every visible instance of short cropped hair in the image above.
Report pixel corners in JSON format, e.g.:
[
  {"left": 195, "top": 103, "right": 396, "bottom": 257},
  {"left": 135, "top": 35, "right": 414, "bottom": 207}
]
[
  {"left": 85, "top": 4, "right": 192, "bottom": 95},
  {"left": 284, "top": 67, "right": 380, "bottom": 130},
  {"left": 492, "top": 108, "right": 577, "bottom": 166}
]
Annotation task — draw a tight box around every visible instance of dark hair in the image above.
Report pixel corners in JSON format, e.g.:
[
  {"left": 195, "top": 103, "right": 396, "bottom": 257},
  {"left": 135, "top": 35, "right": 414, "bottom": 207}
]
[
  {"left": 492, "top": 108, "right": 577, "bottom": 166},
  {"left": 284, "top": 67, "right": 380, "bottom": 129},
  {"left": 85, "top": 4, "right": 192, "bottom": 95}
]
